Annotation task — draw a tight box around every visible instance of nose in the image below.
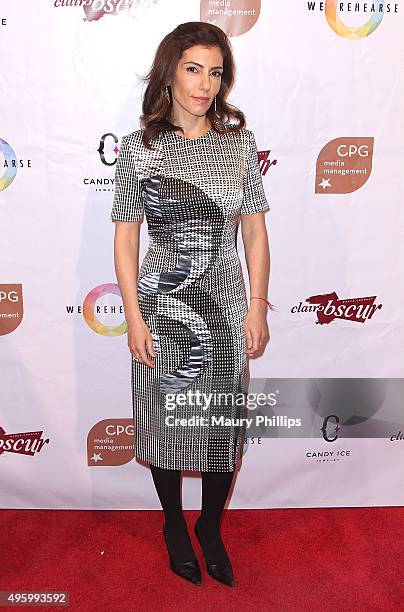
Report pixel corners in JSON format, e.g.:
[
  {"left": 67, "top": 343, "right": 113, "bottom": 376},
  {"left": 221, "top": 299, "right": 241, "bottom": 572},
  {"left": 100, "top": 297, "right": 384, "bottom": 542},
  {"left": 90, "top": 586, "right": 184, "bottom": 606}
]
[{"left": 199, "top": 71, "right": 211, "bottom": 94}]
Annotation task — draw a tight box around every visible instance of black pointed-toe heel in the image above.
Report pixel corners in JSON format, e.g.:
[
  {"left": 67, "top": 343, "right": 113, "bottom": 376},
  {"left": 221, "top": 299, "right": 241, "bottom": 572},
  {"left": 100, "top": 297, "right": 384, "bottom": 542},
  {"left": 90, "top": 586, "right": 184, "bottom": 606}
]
[
  {"left": 194, "top": 518, "right": 235, "bottom": 587},
  {"left": 162, "top": 523, "right": 202, "bottom": 586}
]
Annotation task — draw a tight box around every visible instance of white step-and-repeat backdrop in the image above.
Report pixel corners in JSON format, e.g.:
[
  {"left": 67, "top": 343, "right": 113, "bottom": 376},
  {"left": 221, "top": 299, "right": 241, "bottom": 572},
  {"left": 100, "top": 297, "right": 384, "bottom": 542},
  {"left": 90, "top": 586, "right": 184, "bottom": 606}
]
[{"left": 1, "top": 1, "right": 404, "bottom": 509}]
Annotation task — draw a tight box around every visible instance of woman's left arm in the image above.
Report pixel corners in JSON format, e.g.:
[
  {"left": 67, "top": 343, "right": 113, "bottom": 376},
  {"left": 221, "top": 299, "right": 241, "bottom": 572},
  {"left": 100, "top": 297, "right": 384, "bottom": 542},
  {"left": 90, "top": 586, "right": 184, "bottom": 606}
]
[{"left": 240, "top": 211, "right": 271, "bottom": 358}]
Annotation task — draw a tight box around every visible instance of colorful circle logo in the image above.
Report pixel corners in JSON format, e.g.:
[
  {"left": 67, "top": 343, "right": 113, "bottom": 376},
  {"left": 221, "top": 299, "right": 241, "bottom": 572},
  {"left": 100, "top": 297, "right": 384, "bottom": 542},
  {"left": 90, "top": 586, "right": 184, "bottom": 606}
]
[
  {"left": 0, "top": 138, "right": 17, "bottom": 192},
  {"left": 325, "top": 0, "right": 385, "bottom": 38},
  {"left": 83, "top": 283, "right": 127, "bottom": 336}
]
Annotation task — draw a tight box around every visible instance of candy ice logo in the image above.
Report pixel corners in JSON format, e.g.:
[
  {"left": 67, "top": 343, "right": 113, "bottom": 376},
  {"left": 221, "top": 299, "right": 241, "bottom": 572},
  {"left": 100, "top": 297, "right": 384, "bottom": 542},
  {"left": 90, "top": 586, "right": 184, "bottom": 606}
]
[
  {"left": 98, "top": 133, "right": 119, "bottom": 166},
  {"left": 292, "top": 291, "right": 382, "bottom": 325},
  {"left": 321, "top": 414, "right": 341, "bottom": 442},
  {"left": 315, "top": 137, "right": 374, "bottom": 194},
  {"left": 0, "top": 138, "right": 18, "bottom": 192},
  {"left": 0, "top": 426, "right": 49, "bottom": 456}
]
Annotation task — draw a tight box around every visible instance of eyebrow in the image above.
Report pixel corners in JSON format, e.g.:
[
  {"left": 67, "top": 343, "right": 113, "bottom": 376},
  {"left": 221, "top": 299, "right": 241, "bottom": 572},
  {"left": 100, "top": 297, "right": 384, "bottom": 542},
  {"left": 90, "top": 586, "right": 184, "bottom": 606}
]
[{"left": 183, "top": 61, "right": 223, "bottom": 70}]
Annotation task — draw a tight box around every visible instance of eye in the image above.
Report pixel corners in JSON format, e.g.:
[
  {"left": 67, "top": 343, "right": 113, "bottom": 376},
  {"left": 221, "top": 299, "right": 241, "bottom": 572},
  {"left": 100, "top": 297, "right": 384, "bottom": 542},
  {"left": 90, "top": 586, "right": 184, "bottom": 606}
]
[{"left": 186, "top": 67, "right": 223, "bottom": 77}]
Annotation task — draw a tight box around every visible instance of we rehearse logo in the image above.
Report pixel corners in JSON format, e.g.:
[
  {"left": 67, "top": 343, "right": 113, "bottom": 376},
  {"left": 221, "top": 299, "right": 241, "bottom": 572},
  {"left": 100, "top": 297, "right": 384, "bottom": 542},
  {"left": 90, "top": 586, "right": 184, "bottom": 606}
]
[
  {"left": 0, "top": 138, "right": 32, "bottom": 192},
  {"left": 292, "top": 291, "right": 382, "bottom": 325},
  {"left": 307, "top": 1, "right": 399, "bottom": 39},
  {"left": 66, "top": 283, "right": 127, "bottom": 336},
  {"left": 0, "top": 427, "right": 49, "bottom": 457}
]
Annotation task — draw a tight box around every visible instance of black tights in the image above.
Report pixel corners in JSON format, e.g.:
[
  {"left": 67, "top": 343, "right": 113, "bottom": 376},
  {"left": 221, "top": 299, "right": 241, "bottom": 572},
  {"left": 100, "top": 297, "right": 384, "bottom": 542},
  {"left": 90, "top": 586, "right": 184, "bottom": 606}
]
[{"left": 150, "top": 464, "right": 235, "bottom": 562}]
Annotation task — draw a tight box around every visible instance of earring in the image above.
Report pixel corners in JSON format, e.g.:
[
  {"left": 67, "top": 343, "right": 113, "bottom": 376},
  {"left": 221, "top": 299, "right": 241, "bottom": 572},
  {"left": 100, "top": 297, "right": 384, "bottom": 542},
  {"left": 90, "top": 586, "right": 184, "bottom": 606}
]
[
  {"left": 214, "top": 95, "right": 217, "bottom": 114},
  {"left": 165, "top": 86, "right": 170, "bottom": 102}
]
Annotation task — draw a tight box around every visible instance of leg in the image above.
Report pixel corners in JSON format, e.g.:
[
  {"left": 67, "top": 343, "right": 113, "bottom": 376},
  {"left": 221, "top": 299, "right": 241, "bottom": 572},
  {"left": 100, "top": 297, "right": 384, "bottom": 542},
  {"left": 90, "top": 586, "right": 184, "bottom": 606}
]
[
  {"left": 150, "top": 464, "right": 196, "bottom": 562},
  {"left": 197, "top": 469, "right": 235, "bottom": 561}
]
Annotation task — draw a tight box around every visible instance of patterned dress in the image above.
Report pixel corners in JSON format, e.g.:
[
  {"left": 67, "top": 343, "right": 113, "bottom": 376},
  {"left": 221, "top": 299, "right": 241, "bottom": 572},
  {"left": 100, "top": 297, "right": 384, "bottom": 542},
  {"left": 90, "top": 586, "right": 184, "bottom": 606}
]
[{"left": 111, "top": 124, "right": 269, "bottom": 472}]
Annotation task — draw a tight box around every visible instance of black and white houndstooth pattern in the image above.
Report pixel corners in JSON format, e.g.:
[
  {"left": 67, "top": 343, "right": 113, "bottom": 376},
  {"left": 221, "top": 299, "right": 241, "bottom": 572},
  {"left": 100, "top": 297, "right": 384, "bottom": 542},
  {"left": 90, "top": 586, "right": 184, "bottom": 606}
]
[{"left": 111, "top": 125, "right": 269, "bottom": 471}]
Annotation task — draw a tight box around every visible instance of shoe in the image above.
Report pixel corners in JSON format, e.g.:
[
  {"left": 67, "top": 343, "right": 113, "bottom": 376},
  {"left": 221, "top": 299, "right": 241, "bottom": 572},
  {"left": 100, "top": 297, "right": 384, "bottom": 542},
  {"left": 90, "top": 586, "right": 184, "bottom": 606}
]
[
  {"left": 194, "top": 517, "right": 235, "bottom": 587},
  {"left": 162, "top": 523, "right": 202, "bottom": 586}
]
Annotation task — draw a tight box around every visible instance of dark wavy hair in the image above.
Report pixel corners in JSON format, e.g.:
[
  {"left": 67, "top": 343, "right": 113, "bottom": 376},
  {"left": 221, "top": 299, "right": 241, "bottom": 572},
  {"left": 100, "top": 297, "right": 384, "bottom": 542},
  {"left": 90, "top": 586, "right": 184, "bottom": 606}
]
[{"left": 138, "top": 21, "right": 245, "bottom": 150}]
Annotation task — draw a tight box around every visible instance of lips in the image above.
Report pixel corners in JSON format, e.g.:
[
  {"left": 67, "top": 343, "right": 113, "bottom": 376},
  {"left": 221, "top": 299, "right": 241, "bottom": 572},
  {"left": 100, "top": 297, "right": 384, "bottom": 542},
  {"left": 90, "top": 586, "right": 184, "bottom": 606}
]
[{"left": 192, "top": 96, "right": 210, "bottom": 102}]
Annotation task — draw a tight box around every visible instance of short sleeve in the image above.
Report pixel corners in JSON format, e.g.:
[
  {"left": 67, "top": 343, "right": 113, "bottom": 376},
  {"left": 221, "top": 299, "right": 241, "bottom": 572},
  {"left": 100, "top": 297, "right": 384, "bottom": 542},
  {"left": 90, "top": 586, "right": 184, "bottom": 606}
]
[
  {"left": 240, "top": 130, "right": 270, "bottom": 215},
  {"left": 111, "top": 135, "right": 144, "bottom": 222}
]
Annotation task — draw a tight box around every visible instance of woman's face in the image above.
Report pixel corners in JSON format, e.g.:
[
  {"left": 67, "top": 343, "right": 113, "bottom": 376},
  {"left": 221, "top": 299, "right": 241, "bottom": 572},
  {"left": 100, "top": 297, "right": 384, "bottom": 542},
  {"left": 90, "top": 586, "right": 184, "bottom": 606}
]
[{"left": 170, "top": 45, "right": 223, "bottom": 120}]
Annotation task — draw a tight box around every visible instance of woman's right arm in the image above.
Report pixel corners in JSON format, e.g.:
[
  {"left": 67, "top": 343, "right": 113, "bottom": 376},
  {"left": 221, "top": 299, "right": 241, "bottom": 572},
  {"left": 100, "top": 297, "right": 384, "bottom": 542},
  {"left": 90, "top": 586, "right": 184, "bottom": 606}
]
[{"left": 113, "top": 220, "right": 155, "bottom": 367}]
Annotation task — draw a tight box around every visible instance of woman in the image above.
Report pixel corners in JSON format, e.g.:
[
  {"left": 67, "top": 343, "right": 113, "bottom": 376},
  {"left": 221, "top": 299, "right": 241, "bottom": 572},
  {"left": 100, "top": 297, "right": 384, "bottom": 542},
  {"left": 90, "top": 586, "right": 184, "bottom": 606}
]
[{"left": 111, "top": 22, "right": 273, "bottom": 588}]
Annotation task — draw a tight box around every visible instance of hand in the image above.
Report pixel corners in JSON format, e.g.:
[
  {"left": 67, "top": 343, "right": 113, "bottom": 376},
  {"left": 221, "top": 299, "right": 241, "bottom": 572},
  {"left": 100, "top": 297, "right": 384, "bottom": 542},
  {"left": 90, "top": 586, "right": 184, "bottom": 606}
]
[
  {"left": 127, "top": 316, "right": 156, "bottom": 367},
  {"left": 244, "top": 300, "right": 270, "bottom": 358}
]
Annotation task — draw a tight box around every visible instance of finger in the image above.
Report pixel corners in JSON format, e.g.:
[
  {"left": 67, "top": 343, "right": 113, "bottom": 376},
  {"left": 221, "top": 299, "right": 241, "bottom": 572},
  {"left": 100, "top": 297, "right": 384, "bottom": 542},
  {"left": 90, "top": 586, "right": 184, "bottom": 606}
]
[
  {"left": 257, "top": 333, "right": 266, "bottom": 349},
  {"left": 146, "top": 336, "right": 156, "bottom": 358},
  {"left": 131, "top": 346, "right": 151, "bottom": 366},
  {"left": 245, "top": 328, "right": 254, "bottom": 353},
  {"left": 138, "top": 343, "right": 154, "bottom": 367},
  {"left": 250, "top": 332, "right": 259, "bottom": 351}
]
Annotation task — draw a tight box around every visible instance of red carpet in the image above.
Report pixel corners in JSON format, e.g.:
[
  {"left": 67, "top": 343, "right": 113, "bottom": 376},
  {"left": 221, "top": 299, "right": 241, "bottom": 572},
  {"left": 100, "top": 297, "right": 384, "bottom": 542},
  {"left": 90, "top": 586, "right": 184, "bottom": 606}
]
[{"left": 1, "top": 507, "right": 403, "bottom": 611}]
